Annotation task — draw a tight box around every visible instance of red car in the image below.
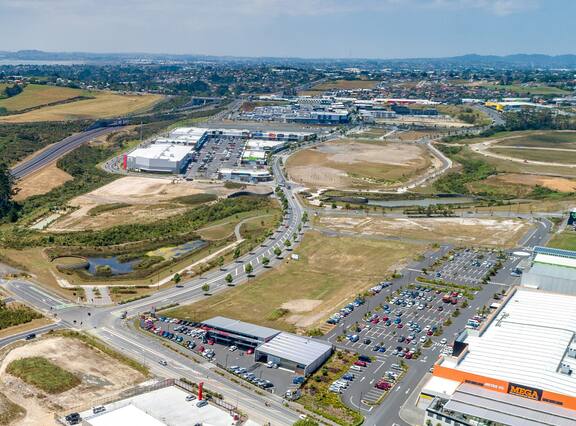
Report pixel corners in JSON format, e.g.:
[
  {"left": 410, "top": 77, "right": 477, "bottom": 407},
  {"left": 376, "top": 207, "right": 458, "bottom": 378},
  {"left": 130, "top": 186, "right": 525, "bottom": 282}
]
[
  {"left": 207, "top": 339, "right": 215, "bottom": 345},
  {"left": 246, "top": 348, "right": 254, "bottom": 355},
  {"left": 375, "top": 381, "right": 391, "bottom": 390},
  {"left": 382, "top": 316, "right": 389, "bottom": 321},
  {"left": 405, "top": 353, "right": 413, "bottom": 360},
  {"left": 397, "top": 323, "right": 403, "bottom": 329},
  {"left": 427, "top": 330, "right": 433, "bottom": 336},
  {"left": 198, "top": 345, "right": 205, "bottom": 353},
  {"left": 354, "top": 361, "right": 367, "bottom": 367},
  {"left": 371, "top": 319, "right": 379, "bottom": 324}
]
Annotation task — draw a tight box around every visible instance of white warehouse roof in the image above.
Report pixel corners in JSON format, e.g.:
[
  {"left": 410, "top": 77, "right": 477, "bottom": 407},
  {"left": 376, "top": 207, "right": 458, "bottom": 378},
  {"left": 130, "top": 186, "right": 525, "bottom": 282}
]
[
  {"left": 256, "top": 332, "right": 332, "bottom": 366},
  {"left": 534, "top": 253, "right": 576, "bottom": 269},
  {"left": 452, "top": 289, "right": 576, "bottom": 397},
  {"left": 129, "top": 144, "right": 192, "bottom": 161}
]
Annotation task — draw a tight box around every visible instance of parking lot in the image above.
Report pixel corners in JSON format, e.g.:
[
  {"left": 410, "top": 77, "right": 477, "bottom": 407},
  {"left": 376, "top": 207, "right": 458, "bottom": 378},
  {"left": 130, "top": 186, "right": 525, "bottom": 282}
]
[
  {"left": 185, "top": 136, "right": 246, "bottom": 180},
  {"left": 141, "top": 316, "right": 295, "bottom": 396},
  {"left": 427, "top": 248, "right": 501, "bottom": 286}
]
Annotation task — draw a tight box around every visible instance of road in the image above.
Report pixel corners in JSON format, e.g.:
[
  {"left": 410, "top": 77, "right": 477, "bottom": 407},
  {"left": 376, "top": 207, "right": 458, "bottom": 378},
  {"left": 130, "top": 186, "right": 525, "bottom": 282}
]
[
  {"left": 1, "top": 151, "right": 305, "bottom": 425},
  {"left": 10, "top": 126, "right": 124, "bottom": 179}
]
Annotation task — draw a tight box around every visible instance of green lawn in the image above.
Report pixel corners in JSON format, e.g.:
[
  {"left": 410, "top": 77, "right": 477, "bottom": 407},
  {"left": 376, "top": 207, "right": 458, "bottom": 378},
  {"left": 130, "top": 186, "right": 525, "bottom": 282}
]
[
  {"left": 0, "top": 84, "right": 90, "bottom": 112},
  {"left": 498, "top": 132, "right": 576, "bottom": 149},
  {"left": 490, "top": 147, "right": 576, "bottom": 164},
  {"left": 547, "top": 231, "right": 576, "bottom": 251},
  {"left": 7, "top": 357, "right": 80, "bottom": 394}
]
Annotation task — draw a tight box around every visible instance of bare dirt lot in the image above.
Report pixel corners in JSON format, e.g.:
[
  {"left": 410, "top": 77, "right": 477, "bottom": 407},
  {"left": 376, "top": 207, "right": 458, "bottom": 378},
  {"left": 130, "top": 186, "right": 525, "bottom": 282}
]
[
  {"left": 14, "top": 163, "right": 73, "bottom": 201},
  {"left": 0, "top": 336, "right": 145, "bottom": 425},
  {"left": 48, "top": 176, "right": 244, "bottom": 232},
  {"left": 486, "top": 173, "right": 576, "bottom": 192},
  {"left": 286, "top": 140, "right": 432, "bottom": 190},
  {"left": 317, "top": 216, "right": 532, "bottom": 248}
]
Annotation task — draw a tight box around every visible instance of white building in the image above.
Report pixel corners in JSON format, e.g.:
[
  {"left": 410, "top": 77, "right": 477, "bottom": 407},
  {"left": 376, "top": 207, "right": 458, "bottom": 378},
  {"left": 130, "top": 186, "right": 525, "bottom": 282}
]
[
  {"left": 420, "top": 287, "right": 576, "bottom": 426},
  {"left": 218, "top": 168, "right": 272, "bottom": 183},
  {"left": 521, "top": 246, "right": 576, "bottom": 295},
  {"left": 127, "top": 144, "right": 192, "bottom": 173}
]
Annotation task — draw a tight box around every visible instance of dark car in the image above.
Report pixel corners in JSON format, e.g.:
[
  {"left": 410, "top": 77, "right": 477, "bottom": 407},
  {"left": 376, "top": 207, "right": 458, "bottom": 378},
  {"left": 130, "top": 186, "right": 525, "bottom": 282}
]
[{"left": 25, "top": 333, "right": 36, "bottom": 340}]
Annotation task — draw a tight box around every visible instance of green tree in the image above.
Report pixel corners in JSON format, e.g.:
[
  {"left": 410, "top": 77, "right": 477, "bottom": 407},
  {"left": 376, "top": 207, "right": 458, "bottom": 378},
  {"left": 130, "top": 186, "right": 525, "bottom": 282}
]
[
  {"left": 201, "top": 283, "right": 210, "bottom": 294},
  {"left": 0, "top": 163, "right": 16, "bottom": 220},
  {"left": 262, "top": 257, "right": 270, "bottom": 267},
  {"left": 244, "top": 263, "right": 253, "bottom": 275},
  {"left": 172, "top": 273, "right": 181, "bottom": 284},
  {"left": 274, "top": 247, "right": 282, "bottom": 257},
  {"left": 284, "top": 239, "right": 292, "bottom": 248},
  {"left": 225, "top": 274, "right": 233, "bottom": 285},
  {"left": 217, "top": 256, "right": 225, "bottom": 269},
  {"left": 233, "top": 247, "right": 241, "bottom": 259}
]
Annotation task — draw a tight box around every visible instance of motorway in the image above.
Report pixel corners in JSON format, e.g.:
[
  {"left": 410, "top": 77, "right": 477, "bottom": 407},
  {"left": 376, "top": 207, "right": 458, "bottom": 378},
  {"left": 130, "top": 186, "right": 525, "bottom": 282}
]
[{"left": 10, "top": 126, "right": 124, "bottom": 179}]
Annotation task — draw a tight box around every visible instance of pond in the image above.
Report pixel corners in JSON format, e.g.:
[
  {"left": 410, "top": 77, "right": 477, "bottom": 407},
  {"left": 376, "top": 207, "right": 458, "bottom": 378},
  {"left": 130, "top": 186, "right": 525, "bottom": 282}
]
[
  {"left": 147, "top": 239, "right": 208, "bottom": 260},
  {"left": 86, "top": 257, "right": 138, "bottom": 276},
  {"left": 367, "top": 197, "right": 476, "bottom": 208}
]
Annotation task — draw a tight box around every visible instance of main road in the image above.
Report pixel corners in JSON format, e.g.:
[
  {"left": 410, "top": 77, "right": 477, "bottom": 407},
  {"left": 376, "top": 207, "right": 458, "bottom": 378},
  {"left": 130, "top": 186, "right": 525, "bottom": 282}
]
[
  {"left": 10, "top": 126, "right": 124, "bottom": 179},
  {"left": 2, "top": 151, "right": 306, "bottom": 425}
]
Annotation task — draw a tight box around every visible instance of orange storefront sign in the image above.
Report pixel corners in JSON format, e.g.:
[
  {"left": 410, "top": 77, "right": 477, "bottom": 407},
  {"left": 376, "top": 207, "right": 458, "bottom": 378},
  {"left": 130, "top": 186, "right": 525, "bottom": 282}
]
[{"left": 433, "top": 364, "right": 576, "bottom": 411}]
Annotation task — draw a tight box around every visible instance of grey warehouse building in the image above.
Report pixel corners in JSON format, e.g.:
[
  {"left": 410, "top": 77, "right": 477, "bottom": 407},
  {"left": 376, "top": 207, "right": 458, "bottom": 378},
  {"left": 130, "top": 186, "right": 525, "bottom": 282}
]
[
  {"left": 255, "top": 332, "right": 333, "bottom": 376},
  {"left": 202, "top": 316, "right": 279, "bottom": 349}
]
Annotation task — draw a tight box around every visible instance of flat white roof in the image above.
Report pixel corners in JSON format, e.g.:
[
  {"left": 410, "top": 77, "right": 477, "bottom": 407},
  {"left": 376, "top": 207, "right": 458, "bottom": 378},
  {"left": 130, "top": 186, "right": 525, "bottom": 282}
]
[
  {"left": 84, "top": 386, "right": 242, "bottom": 426},
  {"left": 219, "top": 168, "right": 271, "bottom": 177},
  {"left": 242, "top": 150, "right": 267, "bottom": 159},
  {"left": 534, "top": 253, "right": 576, "bottom": 269},
  {"left": 256, "top": 332, "right": 332, "bottom": 366},
  {"left": 169, "top": 127, "right": 209, "bottom": 137},
  {"left": 88, "top": 404, "right": 163, "bottom": 426},
  {"left": 129, "top": 144, "right": 192, "bottom": 161},
  {"left": 246, "top": 139, "right": 284, "bottom": 149},
  {"left": 456, "top": 288, "right": 576, "bottom": 397}
]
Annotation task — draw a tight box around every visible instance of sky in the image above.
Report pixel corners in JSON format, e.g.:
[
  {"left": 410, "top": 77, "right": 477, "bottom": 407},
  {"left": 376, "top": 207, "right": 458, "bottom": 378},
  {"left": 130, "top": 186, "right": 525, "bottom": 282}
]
[{"left": 0, "top": 0, "right": 574, "bottom": 59}]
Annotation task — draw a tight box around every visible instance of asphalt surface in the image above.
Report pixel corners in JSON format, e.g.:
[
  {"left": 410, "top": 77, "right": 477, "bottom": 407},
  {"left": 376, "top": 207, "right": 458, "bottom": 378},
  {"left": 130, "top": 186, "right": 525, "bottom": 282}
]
[{"left": 10, "top": 126, "right": 123, "bottom": 179}]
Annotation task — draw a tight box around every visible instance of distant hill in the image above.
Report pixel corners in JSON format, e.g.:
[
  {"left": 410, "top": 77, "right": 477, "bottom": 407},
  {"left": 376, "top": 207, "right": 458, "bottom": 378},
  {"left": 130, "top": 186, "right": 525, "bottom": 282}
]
[{"left": 1, "top": 50, "right": 576, "bottom": 68}]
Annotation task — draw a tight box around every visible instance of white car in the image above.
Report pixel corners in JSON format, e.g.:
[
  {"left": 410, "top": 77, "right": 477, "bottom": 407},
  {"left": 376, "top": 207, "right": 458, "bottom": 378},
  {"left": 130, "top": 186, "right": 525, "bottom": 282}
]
[
  {"left": 440, "top": 338, "right": 448, "bottom": 345},
  {"left": 419, "top": 336, "right": 427, "bottom": 343},
  {"left": 229, "top": 345, "right": 238, "bottom": 352}
]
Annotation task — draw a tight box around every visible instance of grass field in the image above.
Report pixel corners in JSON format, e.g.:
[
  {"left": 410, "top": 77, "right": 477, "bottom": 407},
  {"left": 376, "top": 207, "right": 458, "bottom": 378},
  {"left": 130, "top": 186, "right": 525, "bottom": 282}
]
[
  {"left": 0, "top": 91, "right": 162, "bottom": 122},
  {"left": 469, "top": 173, "right": 576, "bottom": 195},
  {"left": 0, "top": 84, "right": 90, "bottom": 112},
  {"left": 14, "top": 162, "right": 74, "bottom": 201},
  {"left": 547, "top": 231, "right": 576, "bottom": 251},
  {"left": 480, "top": 84, "right": 570, "bottom": 95},
  {"left": 436, "top": 105, "right": 492, "bottom": 126},
  {"left": 286, "top": 139, "right": 432, "bottom": 190},
  {"left": 165, "top": 231, "right": 423, "bottom": 331},
  {"left": 317, "top": 216, "right": 532, "bottom": 248},
  {"left": 496, "top": 131, "right": 576, "bottom": 149},
  {"left": 489, "top": 147, "right": 576, "bottom": 164},
  {"left": 7, "top": 357, "right": 80, "bottom": 394}
]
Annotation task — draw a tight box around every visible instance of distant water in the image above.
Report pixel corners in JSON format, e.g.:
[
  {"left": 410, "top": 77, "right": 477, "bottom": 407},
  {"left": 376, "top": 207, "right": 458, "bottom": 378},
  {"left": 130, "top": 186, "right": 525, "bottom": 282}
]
[{"left": 0, "top": 60, "right": 86, "bottom": 65}]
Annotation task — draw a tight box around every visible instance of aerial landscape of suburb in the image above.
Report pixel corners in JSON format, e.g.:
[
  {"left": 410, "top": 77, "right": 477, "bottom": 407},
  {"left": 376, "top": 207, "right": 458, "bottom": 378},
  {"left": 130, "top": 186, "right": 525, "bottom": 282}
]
[{"left": 1, "top": 1, "right": 576, "bottom": 425}]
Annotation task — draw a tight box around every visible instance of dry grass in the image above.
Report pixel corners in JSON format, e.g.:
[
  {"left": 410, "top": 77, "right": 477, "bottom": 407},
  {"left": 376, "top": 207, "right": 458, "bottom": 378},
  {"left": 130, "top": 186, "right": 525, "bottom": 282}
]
[
  {"left": 482, "top": 173, "right": 576, "bottom": 193},
  {"left": 317, "top": 216, "right": 532, "bottom": 248},
  {"left": 286, "top": 139, "right": 431, "bottom": 190},
  {"left": 48, "top": 177, "right": 237, "bottom": 232},
  {"left": 0, "top": 336, "right": 145, "bottom": 424},
  {"left": 0, "top": 84, "right": 89, "bottom": 112},
  {"left": 14, "top": 162, "right": 74, "bottom": 201},
  {"left": 0, "top": 91, "right": 162, "bottom": 122},
  {"left": 165, "top": 231, "right": 423, "bottom": 331},
  {"left": 489, "top": 147, "right": 576, "bottom": 164}
]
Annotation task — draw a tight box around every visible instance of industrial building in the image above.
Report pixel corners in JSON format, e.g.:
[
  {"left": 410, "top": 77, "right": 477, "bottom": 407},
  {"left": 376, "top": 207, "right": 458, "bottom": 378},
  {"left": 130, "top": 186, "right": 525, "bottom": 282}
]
[
  {"left": 521, "top": 246, "right": 576, "bottom": 295},
  {"left": 255, "top": 332, "right": 333, "bottom": 376},
  {"left": 155, "top": 127, "right": 209, "bottom": 147},
  {"left": 126, "top": 144, "right": 192, "bottom": 173},
  {"left": 241, "top": 149, "right": 267, "bottom": 166},
  {"left": 218, "top": 168, "right": 272, "bottom": 183},
  {"left": 419, "top": 287, "right": 576, "bottom": 426},
  {"left": 202, "top": 317, "right": 280, "bottom": 349}
]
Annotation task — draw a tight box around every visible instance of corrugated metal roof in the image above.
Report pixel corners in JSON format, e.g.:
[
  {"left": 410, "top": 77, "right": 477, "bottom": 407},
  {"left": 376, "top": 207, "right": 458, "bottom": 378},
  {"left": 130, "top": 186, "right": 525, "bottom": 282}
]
[
  {"left": 444, "top": 383, "right": 576, "bottom": 426},
  {"left": 202, "top": 317, "right": 279, "bottom": 340},
  {"left": 525, "top": 262, "right": 576, "bottom": 280},
  {"left": 457, "top": 289, "right": 576, "bottom": 397},
  {"left": 256, "top": 332, "right": 332, "bottom": 366},
  {"left": 534, "top": 253, "right": 576, "bottom": 269},
  {"left": 534, "top": 246, "right": 576, "bottom": 259}
]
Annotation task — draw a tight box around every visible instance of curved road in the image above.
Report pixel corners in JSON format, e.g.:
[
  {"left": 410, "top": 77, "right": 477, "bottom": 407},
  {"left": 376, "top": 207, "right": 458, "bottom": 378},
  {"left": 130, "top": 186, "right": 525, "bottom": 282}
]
[{"left": 10, "top": 126, "right": 124, "bottom": 179}]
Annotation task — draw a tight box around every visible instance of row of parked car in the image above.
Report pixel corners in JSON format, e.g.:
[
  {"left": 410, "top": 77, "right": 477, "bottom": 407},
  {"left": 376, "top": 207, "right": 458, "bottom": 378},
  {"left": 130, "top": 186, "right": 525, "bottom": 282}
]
[
  {"left": 375, "top": 368, "right": 402, "bottom": 391},
  {"left": 329, "top": 355, "right": 372, "bottom": 394},
  {"left": 326, "top": 297, "right": 366, "bottom": 325},
  {"left": 227, "top": 366, "right": 274, "bottom": 389}
]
